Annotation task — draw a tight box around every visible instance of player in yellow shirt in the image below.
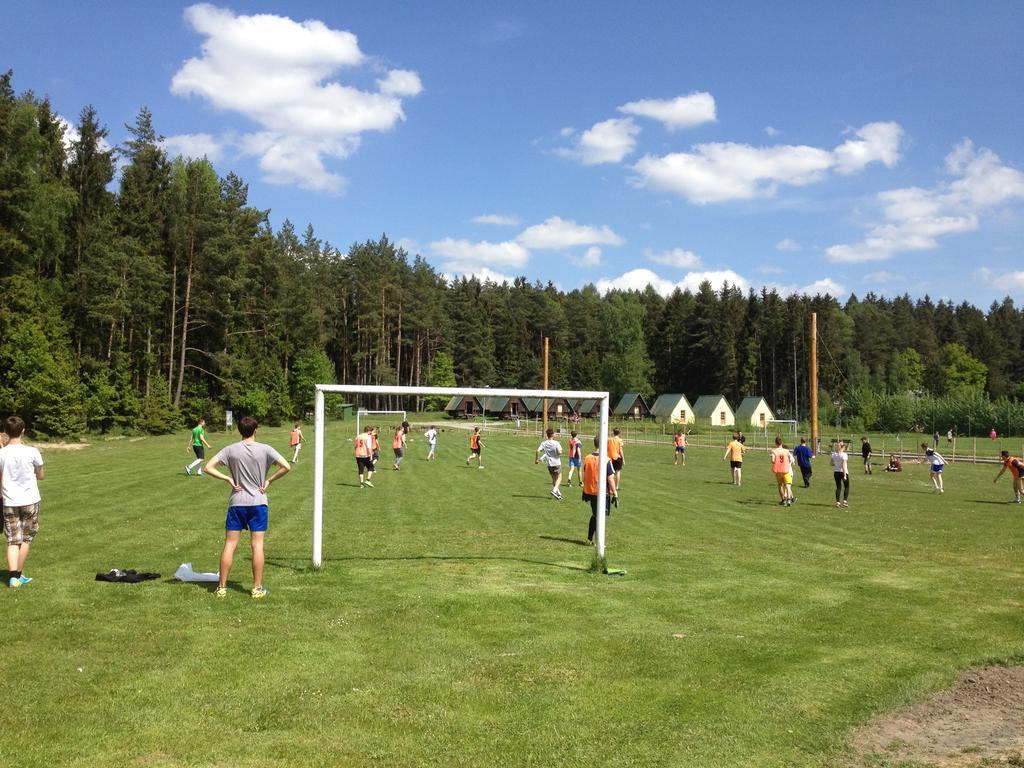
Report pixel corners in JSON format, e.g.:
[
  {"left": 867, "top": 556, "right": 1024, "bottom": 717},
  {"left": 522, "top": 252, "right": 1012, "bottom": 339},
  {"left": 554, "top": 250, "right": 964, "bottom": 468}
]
[{"left": 722, "top": 433, "right": 746, "bottom": 485}]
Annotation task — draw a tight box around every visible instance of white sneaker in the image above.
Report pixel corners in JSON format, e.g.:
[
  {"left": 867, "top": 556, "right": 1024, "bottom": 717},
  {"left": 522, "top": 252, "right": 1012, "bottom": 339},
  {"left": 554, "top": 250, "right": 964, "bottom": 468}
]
[
  {"left": 478, "top": 465, "right": 484, "bottom": 470},
  {"left": 185, "top": 465, "right": 192, "bottom": 476}
]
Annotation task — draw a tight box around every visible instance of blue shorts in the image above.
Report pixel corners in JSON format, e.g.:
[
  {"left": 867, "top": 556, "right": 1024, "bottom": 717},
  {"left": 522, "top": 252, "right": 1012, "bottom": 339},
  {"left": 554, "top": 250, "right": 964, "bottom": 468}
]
[
  {"left": 569, "top": 456, "right": 582, "bottom": 468},
  {"left": 931, "top": 464, "right": 944, "bottom": 474},
  {"left": 675, "top": 446, "right": 685, "bottom": 454},
  {"left": 226, "top": 505, "right": 268, "bottom": 532}
]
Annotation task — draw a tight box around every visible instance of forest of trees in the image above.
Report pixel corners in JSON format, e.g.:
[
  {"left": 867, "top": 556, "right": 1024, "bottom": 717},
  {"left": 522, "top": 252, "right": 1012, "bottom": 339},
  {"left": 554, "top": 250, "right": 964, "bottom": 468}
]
[{"left": 2, "top": 72, "right": 1023, "bottom": 438}]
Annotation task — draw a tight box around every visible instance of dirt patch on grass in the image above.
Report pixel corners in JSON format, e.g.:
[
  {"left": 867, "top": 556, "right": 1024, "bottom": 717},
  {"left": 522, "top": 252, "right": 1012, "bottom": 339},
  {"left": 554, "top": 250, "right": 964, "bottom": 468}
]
[
  {"left": 850, "top": 666, "right": 1024, "bottom": 767},
  {"left": 38, "top": 442, "right": 90, "bottom": 451}
]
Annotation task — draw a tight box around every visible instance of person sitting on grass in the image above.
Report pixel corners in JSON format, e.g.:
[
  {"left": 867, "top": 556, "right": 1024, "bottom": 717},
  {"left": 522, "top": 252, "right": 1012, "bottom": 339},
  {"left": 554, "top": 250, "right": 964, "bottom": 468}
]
[
  {"left": 885, "top": 454, "right": 902, "bottom": 472},
  {"left": 204, "top": 416, "right": 291, "bottom": 600}
]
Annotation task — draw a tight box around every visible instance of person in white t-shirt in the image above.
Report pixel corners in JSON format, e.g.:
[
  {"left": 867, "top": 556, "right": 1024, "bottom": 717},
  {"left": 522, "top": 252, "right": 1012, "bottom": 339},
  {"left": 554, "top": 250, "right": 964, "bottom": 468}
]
[
  {"left": 831, "top": 441, "right": 850, "bottom": 508},
  {"left": 919, "top": 443, "right": 946, "bottom": 493},
  {"left": 0, "top": 416, "right": 44, "bottom": 588},
  {"left": 423, "top": 427, "right": 438, "bottom": 461},
  {"left": 535, "top": 429, "right": 563, "bottom": 500}
]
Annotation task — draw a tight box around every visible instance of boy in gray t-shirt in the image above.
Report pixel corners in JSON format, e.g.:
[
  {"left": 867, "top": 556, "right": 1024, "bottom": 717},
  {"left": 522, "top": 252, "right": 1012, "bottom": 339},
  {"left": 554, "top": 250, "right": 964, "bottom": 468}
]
[
  {"left": 204, "top": 416, "right": 290, "bottom": 599},
  {"left": 534, "top": 428, "right": 563, "bottom": 500}
]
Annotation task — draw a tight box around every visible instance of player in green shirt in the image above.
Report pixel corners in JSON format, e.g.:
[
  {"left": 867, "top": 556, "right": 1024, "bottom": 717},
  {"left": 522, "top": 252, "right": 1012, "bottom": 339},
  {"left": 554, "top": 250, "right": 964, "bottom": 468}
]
[{"left": 185, "top": 418, "right": 213, "bottom": 476}]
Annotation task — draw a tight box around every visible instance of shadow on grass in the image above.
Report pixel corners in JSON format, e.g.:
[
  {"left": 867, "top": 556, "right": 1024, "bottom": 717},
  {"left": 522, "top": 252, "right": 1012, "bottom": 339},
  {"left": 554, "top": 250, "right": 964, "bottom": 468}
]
[
  {"left": 538, "top": 534, "right": 591, "bottom": 547},
  {"left": 265, "top": 554, "right": 589, "bottom": 573},
  {"left": 967, "top": 499, "right": 1021, "bottom": 506},
  {"left": 166, "top": 578, "right": 248, "bottom": 595}
]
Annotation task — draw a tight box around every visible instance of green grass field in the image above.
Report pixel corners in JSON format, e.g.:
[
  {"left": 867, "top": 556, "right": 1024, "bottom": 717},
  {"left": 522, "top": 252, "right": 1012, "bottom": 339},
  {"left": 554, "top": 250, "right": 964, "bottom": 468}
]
[{"left": 2, "top": 425, "right": 1022, "bottom": 767}]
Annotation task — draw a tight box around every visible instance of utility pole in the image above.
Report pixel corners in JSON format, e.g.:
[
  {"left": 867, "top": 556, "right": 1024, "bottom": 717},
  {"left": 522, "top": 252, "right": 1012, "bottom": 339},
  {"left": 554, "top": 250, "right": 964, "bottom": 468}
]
[
  {"left": 543, "top": 336, "right": 550, "bottom": 434},
  {"left": 810, "top": 313, "right": 819, "bottom": 452}
]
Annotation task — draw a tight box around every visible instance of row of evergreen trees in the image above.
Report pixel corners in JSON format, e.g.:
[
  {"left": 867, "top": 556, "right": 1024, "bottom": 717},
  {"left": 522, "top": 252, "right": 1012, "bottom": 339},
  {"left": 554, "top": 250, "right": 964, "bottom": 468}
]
[{"left": 2, "top": 71, "right": 1023, "bottom": 438}]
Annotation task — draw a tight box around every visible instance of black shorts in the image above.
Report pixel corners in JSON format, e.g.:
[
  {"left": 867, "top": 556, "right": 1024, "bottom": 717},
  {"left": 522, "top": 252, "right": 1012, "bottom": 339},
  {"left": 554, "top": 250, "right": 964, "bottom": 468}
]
[
  {"left": 356, "top": 456, "right": 374, "bottom": 473},
  {"left": 192, "top": 445, "right": 205, "bottom": 460},
  {"left": 471, "top": 447, "right": 481, "bottom": 455},
  {"left": 582, "top": 492, "right": 610, "bottom": 516},
  {"left": 394, "top": 448, "right": 404, "bottom": 458},
  {"left": 730, "top": 460, "right": 742, "bottom": 469},
  {"left": 612, "top": 457, "right": 623, "bottom": 471},
  {"left": 547, "top": 465, "right": 560, "bottom": 477}
]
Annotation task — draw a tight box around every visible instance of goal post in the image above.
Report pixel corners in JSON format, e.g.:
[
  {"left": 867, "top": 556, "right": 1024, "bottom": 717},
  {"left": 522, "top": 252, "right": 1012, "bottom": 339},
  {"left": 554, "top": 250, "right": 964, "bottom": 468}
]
[
  {"left": 766, "top": 419, "right": 799, "bottom": 436},
  {"left": 312, "top": 384, "right": 611, "bottom": 568},
  {"left": 355, "top": 409, "right": 407, "bottom": 435}
]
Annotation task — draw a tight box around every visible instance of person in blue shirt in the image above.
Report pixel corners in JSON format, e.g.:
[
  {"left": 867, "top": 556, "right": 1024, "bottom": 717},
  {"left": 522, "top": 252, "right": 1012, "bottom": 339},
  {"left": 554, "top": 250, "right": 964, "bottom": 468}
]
[{"left": 793, "top": 436, "right": 814, "bottom": 488}]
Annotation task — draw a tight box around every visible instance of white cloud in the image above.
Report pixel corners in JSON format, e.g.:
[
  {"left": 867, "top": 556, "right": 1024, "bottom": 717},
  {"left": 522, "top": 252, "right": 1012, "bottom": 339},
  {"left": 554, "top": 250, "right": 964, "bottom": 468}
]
[
  {"left": 516, "top": 216, "right": 624, "bottom": 249},
  {"left": 864, "top": 270, "right": 902, "bottom": 283},
  {"left": 472, "top": 213, "right": 520, "bottom": 226},
  {"left": 826, "top": 140, "right": 1024, "bottom": 262},
  {"left": 618, "top": 92, "right": 716, "bottom": 131},
  {"left": 757, "top": 265, "right": 785, "bottom": 275},
  {"left": 775, "top": 238, "right": 801, "bottom": 252},
  {"left": 764, "top": 126, "right": 780, "bottom": 137},
  {"left": 57, "top": 116, "right": 80, "bottom": 153},
  {"left": 676, "top": 269, "right": 750, "bottom": 294},
  {"left": 644, "top": 247, "right": 701, "bottom": 268},
  {"left": 570, "top": 246, "right": 603, "bottom": 267},
  {"left": 170, "top": 4, "right": 421, "bottom": 193},
  {"left": 377, "top": 69, "right": 423, "bottom": 97},
  {"left": 57, "top": 115, "right": 112, "bottom": 154},
  {"left": 395, "top": 237, "right": 422, "bottom": 255},
  {"left": 631, "top": 121, "right": 904, "bottom": 204},
  {"left": 832, "top": 122, "right": 903, "bottom": 174},
  {"left": 975, "top": 267, "right": 1024, "bottom": 290},
  {"left": 162, "top": 132, "right": 225, "bottom": 161},
  {"left": 559, "top": 117, "right": 640, "bottom": 165},
  {"left": 429, "top": 238, "right": 529, "bottom": 267},
  {"left": 796, "top": 278, "right": 846, "bottom": 296},
  {"left": 591, "top": 267, "right": 847, "bottom": 299},
  {"left": 594, "top": 268, "right": 749, "bottom": 296},
  {"left": 595, "top": 268, "right": 678, "bottom": 295},
  {"left": 445, "top": 266, "right": 516, "bottom": 285}
]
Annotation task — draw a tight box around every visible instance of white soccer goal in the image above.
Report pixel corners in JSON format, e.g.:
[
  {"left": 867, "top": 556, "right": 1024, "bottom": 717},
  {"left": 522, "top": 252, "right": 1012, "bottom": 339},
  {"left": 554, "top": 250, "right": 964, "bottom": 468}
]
[
  {"left": 766, "top": 419, "right": 799, "bottom": 435},
  {"left": 313, "top": 384, "right": 612, "bottom": 567},
  {"left": 355, "top": 409, "right": 407, "bottom": 435}
]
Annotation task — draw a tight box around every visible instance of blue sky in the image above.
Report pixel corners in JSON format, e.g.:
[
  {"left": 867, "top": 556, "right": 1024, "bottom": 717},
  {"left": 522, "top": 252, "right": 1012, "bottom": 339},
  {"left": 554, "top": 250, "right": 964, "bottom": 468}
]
[{"left": 7, "top": 1, "right": 1024, "bottom": 304}]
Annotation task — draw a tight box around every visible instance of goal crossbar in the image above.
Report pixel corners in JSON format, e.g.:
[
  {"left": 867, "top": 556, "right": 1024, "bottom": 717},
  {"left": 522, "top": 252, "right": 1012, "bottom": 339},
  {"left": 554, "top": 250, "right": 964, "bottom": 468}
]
[{"left": 313, "top": 384, "right": 611, "bottom": 567}]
